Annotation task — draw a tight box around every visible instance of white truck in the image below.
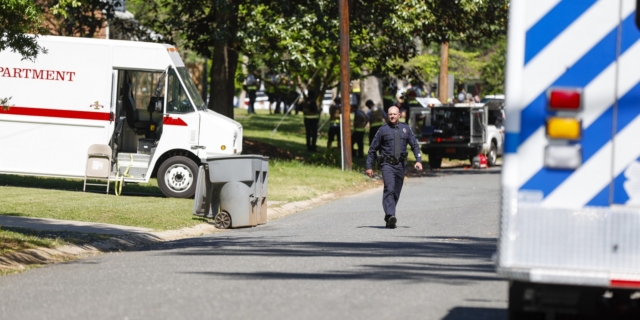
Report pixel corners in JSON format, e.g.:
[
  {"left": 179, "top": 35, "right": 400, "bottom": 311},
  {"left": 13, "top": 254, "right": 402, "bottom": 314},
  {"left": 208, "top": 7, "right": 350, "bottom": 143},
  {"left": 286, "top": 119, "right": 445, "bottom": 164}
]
[
  {"left": 408, "top": 98, "right": 505, "bottom": 169},
  {"left": 0, "top": 35, "right": 243, "bottom": 198},
  {"left": 500, "top": 0, "right": 640, "bottom": 318}
]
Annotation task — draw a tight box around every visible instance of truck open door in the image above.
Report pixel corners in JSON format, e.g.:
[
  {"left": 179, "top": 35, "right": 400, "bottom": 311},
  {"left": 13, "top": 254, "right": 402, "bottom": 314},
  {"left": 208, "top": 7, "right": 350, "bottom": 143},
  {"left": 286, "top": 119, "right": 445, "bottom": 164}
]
[
  {"left": 469, "top": 107, "right": 485, "bottom": 145},
  {"left": 408, "top": 107, "right": 431, "bottom": 145}
]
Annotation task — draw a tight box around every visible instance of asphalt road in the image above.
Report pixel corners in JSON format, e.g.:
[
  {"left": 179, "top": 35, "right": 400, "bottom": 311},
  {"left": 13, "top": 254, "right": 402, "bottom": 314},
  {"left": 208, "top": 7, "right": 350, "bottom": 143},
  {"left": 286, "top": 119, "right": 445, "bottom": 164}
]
[{"left": 0, "top": 171, "right": 506, "bottom": 320}]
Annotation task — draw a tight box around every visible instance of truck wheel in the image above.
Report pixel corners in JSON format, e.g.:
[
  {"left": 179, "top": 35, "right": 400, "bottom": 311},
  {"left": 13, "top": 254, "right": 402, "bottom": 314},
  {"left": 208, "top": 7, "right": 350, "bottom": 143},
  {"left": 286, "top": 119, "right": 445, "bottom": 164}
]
[
  {"left": 158, "top": 156, "right": 198, "bottom": 198},
  {"left": 488, "top": 142, "right": 497, "bottom": 166},
  {"left": 428, "top": 153, "right": 442, "bottom": 169}
]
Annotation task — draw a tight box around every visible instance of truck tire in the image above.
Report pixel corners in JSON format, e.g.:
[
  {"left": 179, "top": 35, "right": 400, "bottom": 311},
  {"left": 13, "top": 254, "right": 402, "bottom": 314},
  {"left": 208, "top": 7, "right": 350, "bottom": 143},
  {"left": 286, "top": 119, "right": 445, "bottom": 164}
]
[
  {"left": 428, "top": 153, "right": 442, "bottom": 169},
  {"left": 487, "top": 142, "right": 497, "bottom": 167},
  {"left": 158, "top": 156, "right": 198, "bottom": 198}
]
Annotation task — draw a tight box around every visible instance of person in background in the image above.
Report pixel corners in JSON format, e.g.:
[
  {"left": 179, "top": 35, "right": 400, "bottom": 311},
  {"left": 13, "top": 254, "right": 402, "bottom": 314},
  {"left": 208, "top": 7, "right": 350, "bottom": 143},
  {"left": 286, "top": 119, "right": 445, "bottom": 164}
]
[
  {"left": 352, "top": 102, "right": 369, "bottom": 158},
  {"left": 302, "top": 91, "right": 320, "bottom": 152},
  {"left": 366, "top": 100, "right": 386, "bottom": 146},
  {"left": 327, "top": 97, "right": 342, "bottom": 150},
  {"left": 245, "top": 71, "right": 259, "bottom": 114}
]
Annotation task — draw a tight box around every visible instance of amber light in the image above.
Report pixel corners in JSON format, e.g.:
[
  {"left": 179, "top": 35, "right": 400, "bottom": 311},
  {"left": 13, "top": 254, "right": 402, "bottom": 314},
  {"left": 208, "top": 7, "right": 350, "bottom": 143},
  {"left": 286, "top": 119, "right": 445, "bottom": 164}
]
[
  {"left": 547, "top": 117, "right": 581, "bottom": 140},
  {"left": 548, "top": 88, "right": 582, "bottom": 111}
]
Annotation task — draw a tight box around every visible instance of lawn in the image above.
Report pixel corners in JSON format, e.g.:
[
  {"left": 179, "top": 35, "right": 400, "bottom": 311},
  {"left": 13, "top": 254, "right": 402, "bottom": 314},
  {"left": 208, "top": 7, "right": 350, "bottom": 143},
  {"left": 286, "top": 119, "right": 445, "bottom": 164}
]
[{"left": 0, "top": 108, "right": 377, "bottom": 234}]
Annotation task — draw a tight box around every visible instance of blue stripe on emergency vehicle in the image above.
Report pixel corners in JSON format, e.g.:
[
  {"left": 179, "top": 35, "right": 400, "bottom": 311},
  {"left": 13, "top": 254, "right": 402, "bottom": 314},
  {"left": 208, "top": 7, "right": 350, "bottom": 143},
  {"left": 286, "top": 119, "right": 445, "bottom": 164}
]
[
  {"left": 522, "top": 81, "right": 640, "bottom": 197},
  {"left": 504, "top": 132, "right": 519, "bottom": 154},
  {"left": 586, "top": 171, "right": 629, "bottom": 206},
  {"left": 520, "top": 27, "right": 618, "bottom": 143},
  {"left": 524, "top": 0, "right": 598, "bottom": 65},
  {"left": 520, "top": 108, "right": 613, "bottom": 196},
  {"left": 519, "top": 13, "right": 640, "bottom": 145}
]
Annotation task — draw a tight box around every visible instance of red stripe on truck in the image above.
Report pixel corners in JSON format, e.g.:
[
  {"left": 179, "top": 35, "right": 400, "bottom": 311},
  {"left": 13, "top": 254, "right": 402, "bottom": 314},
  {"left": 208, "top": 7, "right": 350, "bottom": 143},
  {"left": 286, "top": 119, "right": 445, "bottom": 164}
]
[
  {"left": 0, "top": 106, "right": 110, "bottom": 121},
  {"left": 610, "top": 280, "right": 640, "bottom": 288},
  {"left": 163, "top": 116, "right": 187, "bottom": 126}
]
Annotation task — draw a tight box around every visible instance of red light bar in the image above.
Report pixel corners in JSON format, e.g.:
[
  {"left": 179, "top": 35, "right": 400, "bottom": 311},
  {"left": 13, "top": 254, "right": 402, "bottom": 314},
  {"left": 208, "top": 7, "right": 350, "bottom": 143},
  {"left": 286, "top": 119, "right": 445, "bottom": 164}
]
[
  {"left": 548, "top": 88, "right": 582, "bottom": 111},
  {"left": 611, "top": 279, "right": 640, "bottom": 288}
]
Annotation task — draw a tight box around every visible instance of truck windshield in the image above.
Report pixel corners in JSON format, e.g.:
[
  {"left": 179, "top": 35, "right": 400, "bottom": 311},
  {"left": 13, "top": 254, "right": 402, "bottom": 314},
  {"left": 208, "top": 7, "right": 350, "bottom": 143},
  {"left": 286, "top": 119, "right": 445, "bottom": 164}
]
[{"left": 176, "top": 67, "right": 207, "bottom": 112}]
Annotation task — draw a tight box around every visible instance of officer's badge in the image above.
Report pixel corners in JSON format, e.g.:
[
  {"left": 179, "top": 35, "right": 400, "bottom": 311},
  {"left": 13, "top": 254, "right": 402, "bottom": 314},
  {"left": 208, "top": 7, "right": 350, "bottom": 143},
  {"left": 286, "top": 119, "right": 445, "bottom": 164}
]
[{"left": 403, "top": 128, "right": 406, "bottom": 134}]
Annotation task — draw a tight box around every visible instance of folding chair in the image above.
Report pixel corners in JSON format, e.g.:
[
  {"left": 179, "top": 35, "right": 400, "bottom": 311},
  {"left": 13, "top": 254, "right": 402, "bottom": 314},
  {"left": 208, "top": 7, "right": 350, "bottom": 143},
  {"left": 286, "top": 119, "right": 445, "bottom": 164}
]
[{"left": 83, "top": 144, "right": 113, "bottom": 194}]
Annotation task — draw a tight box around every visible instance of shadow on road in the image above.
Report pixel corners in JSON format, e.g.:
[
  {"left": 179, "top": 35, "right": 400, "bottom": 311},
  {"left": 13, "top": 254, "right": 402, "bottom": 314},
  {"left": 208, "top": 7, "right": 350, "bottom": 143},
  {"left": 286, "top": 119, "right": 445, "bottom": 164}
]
[
  {"left": 441, "top": 307, "right": 506, "bottom": 320},
  {"left": 136, "top": 235, "right": 500, "bottom": 284}
]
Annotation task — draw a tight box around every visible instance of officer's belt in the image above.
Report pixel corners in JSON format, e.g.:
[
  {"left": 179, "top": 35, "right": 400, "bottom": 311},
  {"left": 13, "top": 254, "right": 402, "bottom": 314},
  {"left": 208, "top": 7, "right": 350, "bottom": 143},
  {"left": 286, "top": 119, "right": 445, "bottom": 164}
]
[{"left": 380, "top": 155, "right": 406, "bottom": 165}]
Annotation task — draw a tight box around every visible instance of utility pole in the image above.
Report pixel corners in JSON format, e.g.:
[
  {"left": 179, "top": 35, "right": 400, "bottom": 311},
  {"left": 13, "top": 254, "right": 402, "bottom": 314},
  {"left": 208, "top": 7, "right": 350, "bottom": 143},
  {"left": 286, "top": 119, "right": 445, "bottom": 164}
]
[
  {"left": 438, "top": 41, "right": 449, "bottom": 104},
  {"left": 339, "top": 0, "right": 352, "bottom": 170}
]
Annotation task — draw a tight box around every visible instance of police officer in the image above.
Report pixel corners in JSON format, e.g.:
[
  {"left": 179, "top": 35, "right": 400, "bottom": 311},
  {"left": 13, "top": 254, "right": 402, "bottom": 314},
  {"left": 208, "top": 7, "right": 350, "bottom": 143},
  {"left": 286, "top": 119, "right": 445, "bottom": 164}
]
[
  {"left": 366, "top": 106, "right": 423, "bottom": 228},
  {"left": 382, "top": 86, "right": 396, "bottom": 114},
  {"left": 366, "top": 100, "right": 386, "bottom": 146},
  {"left": 245, "top": 71, "right": 260, "bottom": 114},
  {"left": 275, "top": 77, "right": 289, "bottom": 114},
  {"left": 303, "top": 91, "right": 320, "bottom": 152},
  {"left": 352, "top": 103, "right": 368, "bottom": 158},
  {"left": 327, "top": 97, "right": 341, "bottom": 150},
  {"left": 265, "top": 75, "right": 278, "bottom": 114},
  {"left": 402, "top": 89, "right": 420, "bottom": 124}
]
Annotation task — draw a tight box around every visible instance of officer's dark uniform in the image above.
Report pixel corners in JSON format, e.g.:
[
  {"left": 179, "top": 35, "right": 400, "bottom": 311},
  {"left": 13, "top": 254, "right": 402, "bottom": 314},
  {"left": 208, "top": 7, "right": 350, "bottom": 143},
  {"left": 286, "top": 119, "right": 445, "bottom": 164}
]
[
  {"left": 366, "top": 122, "right": 422, "bottom": 226},
  {"left": 303, "top": 93, "right": 320, "bottom": 151},
  {"left": 327, "top": 101, "right": 341, "bottom": 149},
  {"left": 276, "top": 80, "right": 289, "bottom": 114},
  {"left": 402, "top": 91, "right": 420, "bottom": 124},
  {"left": 245, "top": 74, "right": 259, "bottom": 114}
]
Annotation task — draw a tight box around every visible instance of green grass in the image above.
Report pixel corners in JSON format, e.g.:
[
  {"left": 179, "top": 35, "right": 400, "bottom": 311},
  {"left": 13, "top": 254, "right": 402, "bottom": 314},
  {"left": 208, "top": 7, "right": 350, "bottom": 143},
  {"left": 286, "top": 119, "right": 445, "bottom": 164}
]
[
  {"left": 0, "top": 174, "right": 198, "bottom": 230},
  {"left": 0, "top": 108, "right": 376, "bottom": 234},
  {"left": 0, "top": 227, "right": 110, "bottom": 255}
]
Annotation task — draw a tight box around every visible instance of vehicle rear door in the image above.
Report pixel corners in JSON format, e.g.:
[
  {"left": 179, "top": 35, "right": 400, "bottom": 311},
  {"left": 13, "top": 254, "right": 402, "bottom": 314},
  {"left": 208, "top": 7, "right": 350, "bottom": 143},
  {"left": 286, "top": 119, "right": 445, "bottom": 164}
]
[
  {"left": 470, "top": 107, "right": 485, "bottom": 144},
  {"left": 408, "top": 107, "right": 431, "bottom": 144}
]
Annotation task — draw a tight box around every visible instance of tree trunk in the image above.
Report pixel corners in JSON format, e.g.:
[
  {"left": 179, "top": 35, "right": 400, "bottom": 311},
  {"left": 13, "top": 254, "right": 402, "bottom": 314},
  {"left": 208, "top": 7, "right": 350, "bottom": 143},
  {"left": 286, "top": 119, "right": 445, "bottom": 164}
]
[
  {"left": 207, "top": 1, "right": 239, "bottom": 119},
  {"left": 359, "top": 75, "right": 382, "bottom": 109},
  {"left": 438, "top": 41, "right": 449, "bottom": 104}
]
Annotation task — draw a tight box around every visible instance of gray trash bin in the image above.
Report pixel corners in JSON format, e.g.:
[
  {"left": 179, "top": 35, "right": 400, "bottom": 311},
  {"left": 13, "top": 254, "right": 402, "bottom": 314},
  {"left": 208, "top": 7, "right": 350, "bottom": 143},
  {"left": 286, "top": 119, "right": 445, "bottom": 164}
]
[{"left": 192, "top": 155, "right": 269, "bottom": 229}]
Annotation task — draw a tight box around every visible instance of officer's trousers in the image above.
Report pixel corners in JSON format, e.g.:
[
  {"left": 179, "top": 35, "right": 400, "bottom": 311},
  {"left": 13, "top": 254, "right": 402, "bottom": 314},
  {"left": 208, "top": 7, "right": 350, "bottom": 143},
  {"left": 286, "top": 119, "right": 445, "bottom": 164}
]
[
  {"left": 381, "top": 162, "right": 405, "bottom": 217},
  {"left": 352, "top": 131, "right": 365, "bottom": 158},
  {"left": 304, "top": 118, "right": 319, "bottom": 151},
  {"left": 248, "top": 91, "right": 257, "bottom": 114}
]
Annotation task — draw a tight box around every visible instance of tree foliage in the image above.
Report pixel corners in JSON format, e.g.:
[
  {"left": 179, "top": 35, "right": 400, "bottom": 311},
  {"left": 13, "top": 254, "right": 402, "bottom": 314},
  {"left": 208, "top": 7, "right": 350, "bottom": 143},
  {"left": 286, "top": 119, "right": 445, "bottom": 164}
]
[
  {"left": 480, "top": 36, "right": 506, "bottom": 94},
  {"left": 0, "top": 0, "right": 49, "bottom": 61}
]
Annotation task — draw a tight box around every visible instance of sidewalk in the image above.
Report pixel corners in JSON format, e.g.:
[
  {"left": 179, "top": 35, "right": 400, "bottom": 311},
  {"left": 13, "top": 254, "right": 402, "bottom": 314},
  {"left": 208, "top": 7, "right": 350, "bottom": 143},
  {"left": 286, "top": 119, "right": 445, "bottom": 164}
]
[{"left": 0, "top": 191, "right": 371, "bottom": 272}]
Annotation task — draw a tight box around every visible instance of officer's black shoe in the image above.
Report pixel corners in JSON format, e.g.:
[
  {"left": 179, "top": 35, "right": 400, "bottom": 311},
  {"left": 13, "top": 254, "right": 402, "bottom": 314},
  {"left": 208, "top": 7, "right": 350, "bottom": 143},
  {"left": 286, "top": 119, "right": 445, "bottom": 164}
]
[
  {"left": 384, "top": 215, "right": 391, "bottom": 222},
  {"left": 386, "top": 216, "right": 397, "bottom": 229}
]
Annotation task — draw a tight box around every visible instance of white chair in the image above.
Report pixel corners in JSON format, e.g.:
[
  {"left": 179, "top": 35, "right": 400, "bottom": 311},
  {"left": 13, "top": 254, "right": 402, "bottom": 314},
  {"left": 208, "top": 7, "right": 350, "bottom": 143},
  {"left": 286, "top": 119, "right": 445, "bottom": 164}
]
[{"left": 84, "top": 144, "right": 112, "bottom": 194}]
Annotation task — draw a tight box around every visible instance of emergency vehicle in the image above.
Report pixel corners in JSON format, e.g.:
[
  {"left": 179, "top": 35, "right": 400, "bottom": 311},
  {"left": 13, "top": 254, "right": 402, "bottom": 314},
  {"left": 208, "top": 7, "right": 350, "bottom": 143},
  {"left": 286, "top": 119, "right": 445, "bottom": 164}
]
[
  {"left": 408, "top": 98, "right": 504, "bottom": 169},
  {"left": 0, "top": 36, "right": 243, "bottom": 198},
  {"left": 499, "top": 0, "right": 640, "bottom": 318}
]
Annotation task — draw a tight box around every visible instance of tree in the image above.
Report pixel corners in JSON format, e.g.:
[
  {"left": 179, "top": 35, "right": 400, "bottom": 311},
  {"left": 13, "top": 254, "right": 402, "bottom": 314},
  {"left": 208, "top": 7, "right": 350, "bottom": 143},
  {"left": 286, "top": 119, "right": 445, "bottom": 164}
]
[
  {"left": 414, "top": 0, "right": 509, "bottom": 101},
  {"left": 0, "top": 0, "right": 49, "bottom": 61},
  {"left": 139, "top": 0, "right": 506, "bottom": 117},
  {"left": 38, "top": 0, "right": 117, "bottom": 38},
  {"left": 480, "top": 36, "right": 506, "bottom": 94}
]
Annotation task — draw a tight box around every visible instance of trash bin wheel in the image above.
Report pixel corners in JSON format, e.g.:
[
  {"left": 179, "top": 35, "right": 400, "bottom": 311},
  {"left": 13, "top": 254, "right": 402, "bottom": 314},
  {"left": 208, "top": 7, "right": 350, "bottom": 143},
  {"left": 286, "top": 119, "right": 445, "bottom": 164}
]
[
  {"left": 214, "top": 211, "right": 232, "bottom": 229},
  {"left": 158, "top": 156, "right": 198, "bottom": 198}
]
